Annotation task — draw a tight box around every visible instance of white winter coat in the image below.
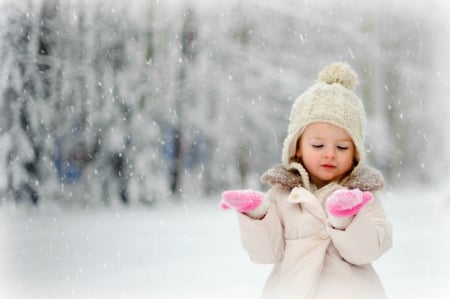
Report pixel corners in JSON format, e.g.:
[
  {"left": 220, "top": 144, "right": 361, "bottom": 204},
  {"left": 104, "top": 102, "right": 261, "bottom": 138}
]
[{"left": 237, "top": 165, "right": 392, "bottom": 299}]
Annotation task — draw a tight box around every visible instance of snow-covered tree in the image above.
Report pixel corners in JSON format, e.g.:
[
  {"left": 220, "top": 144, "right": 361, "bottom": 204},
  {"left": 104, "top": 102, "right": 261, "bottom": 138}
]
[{"left": 0, "top": 0, "right": 61, "bottom": 204}]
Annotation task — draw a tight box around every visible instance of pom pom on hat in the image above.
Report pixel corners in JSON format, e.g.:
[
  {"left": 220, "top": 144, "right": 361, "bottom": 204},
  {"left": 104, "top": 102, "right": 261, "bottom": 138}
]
[{"left": 317, "top": 62, "right": 358, "bottom": 90}]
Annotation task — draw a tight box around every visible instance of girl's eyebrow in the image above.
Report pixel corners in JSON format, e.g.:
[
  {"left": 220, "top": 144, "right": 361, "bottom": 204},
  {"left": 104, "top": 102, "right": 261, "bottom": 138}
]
[
  {"left": 308, "top": 137, "right": 352, "bottom": 142},
  {"left": 337, "top": 139, "right": 353, "bottom": 143}
]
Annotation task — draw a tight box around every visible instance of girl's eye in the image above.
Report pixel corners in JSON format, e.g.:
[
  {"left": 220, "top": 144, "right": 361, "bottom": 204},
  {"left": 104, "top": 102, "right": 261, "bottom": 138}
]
[
  {"left": 312, "top": 144, "right": 323, "bottom": 149},
  {"left": 337, "top": 146, "right": 349, "bottom": 150}
]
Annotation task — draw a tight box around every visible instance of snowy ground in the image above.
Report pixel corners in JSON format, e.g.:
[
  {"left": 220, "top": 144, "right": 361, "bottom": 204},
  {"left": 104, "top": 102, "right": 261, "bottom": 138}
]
[{"left": 1, "top": 187, "right": 449, "bottom": 299}]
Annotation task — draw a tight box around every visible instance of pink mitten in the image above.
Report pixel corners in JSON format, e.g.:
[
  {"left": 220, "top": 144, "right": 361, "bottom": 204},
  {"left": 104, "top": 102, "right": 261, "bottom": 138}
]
[
  {"left": 220, "top": 189, "right": 265, "bottom": 213},
  {"left": 326, "top": 189, "right": 373, "bottom": 218}
]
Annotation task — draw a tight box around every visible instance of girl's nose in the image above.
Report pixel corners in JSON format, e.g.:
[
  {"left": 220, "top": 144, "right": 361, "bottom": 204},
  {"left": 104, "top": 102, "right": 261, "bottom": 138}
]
[{"left": 324, "top": 148, "right": 336, "bottom": 159}]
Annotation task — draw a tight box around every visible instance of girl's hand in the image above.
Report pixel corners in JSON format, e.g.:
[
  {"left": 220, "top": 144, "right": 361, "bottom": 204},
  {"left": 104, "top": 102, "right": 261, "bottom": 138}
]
[
  {"left": 326, "top": 189, "right": 373, "bottom": 229},
  {"left": 220, "top": 189, "right": 265, "bottom": 212},
  {"left": 220, "top": 189, "right": 270, "bottom": 219},
  {"left": 326, "top": 188, "right": 373, "bottom": 217}
]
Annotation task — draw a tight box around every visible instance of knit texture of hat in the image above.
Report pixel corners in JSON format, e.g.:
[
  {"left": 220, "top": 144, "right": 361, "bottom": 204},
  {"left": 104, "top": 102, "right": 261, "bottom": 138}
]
[{"left": 281, "top": 62, "right": 366, "bottom": 188}]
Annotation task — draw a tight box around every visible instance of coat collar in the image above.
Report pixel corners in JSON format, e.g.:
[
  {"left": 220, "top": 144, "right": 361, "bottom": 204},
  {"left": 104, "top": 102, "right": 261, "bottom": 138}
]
[{"left": 260, "top": 163, "right": 384, "bottom": 192}]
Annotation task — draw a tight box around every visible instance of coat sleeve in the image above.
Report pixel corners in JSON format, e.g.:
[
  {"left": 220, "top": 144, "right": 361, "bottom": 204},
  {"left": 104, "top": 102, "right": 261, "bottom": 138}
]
[
  {"left": 237, "top": 189, "right": 285, "bottom": 264},
  {"left": 329, "top": 194, "right": 392, "bottom": 265}
]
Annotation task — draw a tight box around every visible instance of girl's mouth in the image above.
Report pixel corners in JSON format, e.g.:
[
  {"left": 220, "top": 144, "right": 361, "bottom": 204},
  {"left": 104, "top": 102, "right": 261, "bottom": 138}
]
[{"left": 321, "top": 164, "right": 336, "bottom": 169}]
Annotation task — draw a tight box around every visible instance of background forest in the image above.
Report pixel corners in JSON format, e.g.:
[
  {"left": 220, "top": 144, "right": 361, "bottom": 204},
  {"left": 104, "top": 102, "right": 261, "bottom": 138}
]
[{"left": 0, "top": 0, "right": 449, "bottom": 206}]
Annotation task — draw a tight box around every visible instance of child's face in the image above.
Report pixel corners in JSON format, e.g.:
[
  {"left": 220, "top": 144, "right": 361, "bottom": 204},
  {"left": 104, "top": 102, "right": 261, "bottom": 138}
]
[{"left": 295, "top": 122, "right": 356, "bottom": 188}]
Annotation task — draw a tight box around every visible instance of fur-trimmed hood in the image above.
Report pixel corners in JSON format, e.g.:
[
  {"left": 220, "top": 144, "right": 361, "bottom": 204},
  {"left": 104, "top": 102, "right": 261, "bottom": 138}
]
[{"left": 260, "top": 164, "right": 384, "bottom": 192}]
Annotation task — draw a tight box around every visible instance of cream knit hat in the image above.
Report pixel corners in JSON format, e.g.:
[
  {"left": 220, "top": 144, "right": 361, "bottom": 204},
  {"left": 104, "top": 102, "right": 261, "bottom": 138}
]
[{"left": 282, "top": 62, "right": 366, "bottom": 187}]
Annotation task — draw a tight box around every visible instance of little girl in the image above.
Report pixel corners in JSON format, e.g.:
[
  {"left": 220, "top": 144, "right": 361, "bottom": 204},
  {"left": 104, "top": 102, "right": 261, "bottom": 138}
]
[{"left": 221, "top": 62, "right": 392, "bottom": 299}]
